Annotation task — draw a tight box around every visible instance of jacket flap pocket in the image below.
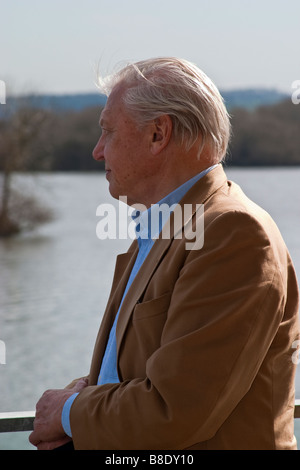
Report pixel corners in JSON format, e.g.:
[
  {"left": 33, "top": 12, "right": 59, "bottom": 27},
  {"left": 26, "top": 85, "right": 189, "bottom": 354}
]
[{"left": 132, "top": 292, "right": 172, "bottom": 321}]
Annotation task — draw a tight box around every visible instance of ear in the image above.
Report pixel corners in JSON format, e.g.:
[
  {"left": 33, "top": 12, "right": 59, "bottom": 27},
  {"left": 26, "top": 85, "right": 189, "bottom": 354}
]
[{"left": 150, "top": 114, "right": 173, "bottom": 155}]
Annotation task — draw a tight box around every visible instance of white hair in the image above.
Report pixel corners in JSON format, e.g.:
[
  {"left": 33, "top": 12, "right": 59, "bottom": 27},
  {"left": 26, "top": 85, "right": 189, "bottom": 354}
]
[{"left": 98, "top": 57, "right": 231, "bottom": 161}]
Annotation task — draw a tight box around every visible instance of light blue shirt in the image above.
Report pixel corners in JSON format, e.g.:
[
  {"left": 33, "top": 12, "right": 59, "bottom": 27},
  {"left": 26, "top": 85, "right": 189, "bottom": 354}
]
[{"left": 61, "top": 164, "right": 218, "bottom": 437}]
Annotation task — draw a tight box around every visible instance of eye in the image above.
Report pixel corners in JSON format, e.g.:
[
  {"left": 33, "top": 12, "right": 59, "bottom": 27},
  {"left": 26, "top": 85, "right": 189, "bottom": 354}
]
[{"left": 101, "top": 127, "right": 113, "bottom": 135}]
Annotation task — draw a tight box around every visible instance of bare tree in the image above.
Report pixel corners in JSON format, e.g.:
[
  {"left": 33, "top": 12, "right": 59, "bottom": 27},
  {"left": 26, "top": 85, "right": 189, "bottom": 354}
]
[{"left": 0, "top": 99, "right": 53, "bottom": 236}]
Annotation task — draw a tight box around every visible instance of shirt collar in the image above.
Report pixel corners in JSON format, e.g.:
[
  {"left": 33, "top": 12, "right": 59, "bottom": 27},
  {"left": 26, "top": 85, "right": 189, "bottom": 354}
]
[{"left": 132, "top": 164, "right": 219, "bottom": 242}]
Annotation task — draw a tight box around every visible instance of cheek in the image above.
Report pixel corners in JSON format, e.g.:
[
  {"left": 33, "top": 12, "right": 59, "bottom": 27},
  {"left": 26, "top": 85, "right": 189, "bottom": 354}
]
[
  {"left": 118, "top": 164, "right": 139, "bottom": 184},
  {"left": 109, "top": 133, "right": 148, "bottom": 185},
  {"left": 111, "top": 144, "right": 136, "bottom": 176}
]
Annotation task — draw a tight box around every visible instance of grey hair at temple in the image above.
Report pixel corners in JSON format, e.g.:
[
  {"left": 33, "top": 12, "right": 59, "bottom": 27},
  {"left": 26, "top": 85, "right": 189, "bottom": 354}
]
[{"left": 98, "top": 57, "right": 231, "bottom": 161}]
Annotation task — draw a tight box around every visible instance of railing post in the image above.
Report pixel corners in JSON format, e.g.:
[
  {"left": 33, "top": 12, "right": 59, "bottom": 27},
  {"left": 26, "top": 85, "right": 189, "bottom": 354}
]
[
  {"left": 0, "top": 411, "right": 35, "bottom": 433},
  {"left": 295, "top": 399, "right": 300, "bottom": 419}
]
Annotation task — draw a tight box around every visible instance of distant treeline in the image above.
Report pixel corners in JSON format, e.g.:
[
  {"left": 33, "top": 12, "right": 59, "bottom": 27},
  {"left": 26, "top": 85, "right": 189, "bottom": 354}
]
[
  {"left": 228, "top": 99, "right": 300, "bottom": 166},
  {"left": 0, "top": 97, "right": 299, "bottom": 171}
]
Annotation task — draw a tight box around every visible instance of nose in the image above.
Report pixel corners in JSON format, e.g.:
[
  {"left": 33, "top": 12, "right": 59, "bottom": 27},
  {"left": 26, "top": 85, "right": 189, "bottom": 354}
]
[{"left": 93, "top": 136, "right": 104, "bottom": 162}]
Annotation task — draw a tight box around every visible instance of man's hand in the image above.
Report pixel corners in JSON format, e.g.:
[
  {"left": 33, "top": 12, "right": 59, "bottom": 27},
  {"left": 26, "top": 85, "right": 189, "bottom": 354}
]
[{"left": 29, "top": 378, "right": 88, "bottom": 450}]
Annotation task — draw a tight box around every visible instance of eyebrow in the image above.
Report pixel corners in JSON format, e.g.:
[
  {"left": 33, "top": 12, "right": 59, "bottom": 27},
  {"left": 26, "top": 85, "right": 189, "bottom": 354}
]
[
  {"left": 99, "top": 114, "right": 105, "bottom": 127},
  {"left": 99, "top": 111, "right": 110, "bottom": 128}
]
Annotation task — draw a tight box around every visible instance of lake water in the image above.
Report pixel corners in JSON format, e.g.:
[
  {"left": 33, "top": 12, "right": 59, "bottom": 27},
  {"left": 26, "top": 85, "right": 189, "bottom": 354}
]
[{"left": 1, "top": 168, "right": 300, "bottom": 450}]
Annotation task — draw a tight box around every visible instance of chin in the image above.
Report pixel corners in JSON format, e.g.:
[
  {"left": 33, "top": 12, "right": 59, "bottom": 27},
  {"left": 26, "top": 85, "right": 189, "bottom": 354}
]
[{"left": 108, "top": 183, "right": 122, "bottom": 201}]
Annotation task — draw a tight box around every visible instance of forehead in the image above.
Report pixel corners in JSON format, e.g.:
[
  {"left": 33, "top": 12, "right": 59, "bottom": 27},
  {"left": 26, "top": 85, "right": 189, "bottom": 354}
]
[
  {"left": 100, "top": 86, "right": 126, "bottom": 122},
  {"left": 100, "top": 86, "right": 139, "bottom": 132}
]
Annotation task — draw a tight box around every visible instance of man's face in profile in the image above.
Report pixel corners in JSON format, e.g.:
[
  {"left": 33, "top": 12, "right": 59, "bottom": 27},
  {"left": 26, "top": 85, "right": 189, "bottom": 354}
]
[{"left": 93, "top": 86, "right": 158, "bottom": 206}]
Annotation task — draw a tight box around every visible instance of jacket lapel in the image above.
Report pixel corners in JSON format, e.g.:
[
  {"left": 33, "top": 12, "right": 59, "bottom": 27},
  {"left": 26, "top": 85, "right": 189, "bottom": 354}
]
[
  {"left": 115, "top": 236, "right": 173, "bottom": 365},
  {"left": 88, "top": 243, "right": 138, "bottom": 383}
]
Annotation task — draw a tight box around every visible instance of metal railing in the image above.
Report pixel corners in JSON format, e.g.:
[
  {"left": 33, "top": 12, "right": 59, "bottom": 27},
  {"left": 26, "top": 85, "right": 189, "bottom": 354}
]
[
  {"left": 0, "top": 411, "right": 35, "bottom": 433},
  {"left": 1, "top": 400, "right": 300, "bottom": 433}
]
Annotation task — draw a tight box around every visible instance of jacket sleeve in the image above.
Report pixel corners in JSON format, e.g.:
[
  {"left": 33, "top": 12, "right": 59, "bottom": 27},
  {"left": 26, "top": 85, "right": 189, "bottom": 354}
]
[{"left": 69, "top": 210, "right": 288, "bottom": 449}]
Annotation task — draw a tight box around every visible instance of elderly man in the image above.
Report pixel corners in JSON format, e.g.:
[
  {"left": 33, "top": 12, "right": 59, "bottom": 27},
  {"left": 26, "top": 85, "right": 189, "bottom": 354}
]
[{"left": 30, "top": 57, "right": 299, "bottom": 450}]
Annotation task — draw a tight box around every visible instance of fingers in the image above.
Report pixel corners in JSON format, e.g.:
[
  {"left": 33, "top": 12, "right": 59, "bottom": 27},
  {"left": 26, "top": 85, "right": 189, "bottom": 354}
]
[
  {"left": 29, "top": 379, "right": 88, "bottom": 449},
  {"left": 29, "top": 431, "right": 41, "bottom": 447},
  {"left": 73, "top": 377, "right": 89, "bottom": 392},
  {"left": 36, "top": 437, "right": 72, "bottom": 450}
]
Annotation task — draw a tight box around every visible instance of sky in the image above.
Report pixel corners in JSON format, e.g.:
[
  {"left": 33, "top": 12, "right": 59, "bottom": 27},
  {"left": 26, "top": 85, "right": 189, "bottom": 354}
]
[{"left": 0, "top": 0, "right": 299, "bottom": 95}]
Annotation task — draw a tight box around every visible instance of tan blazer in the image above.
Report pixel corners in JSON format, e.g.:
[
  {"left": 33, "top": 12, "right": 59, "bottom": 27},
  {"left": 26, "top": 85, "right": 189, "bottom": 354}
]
[{"left": 70, "top": 165, "right": 299, "bottom": 450}]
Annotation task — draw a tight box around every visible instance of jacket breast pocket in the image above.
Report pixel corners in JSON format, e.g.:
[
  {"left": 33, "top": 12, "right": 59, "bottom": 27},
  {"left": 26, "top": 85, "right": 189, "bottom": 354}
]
[
  {"left": 120, "top": 292, "right": 173, "bottom": 378},
  {"left": 132, "top": 291, "right": 172, "bottom": 322}
]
